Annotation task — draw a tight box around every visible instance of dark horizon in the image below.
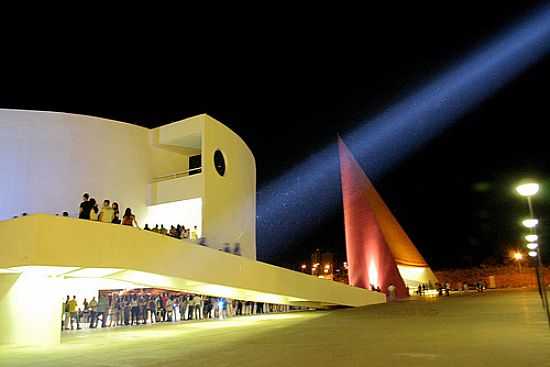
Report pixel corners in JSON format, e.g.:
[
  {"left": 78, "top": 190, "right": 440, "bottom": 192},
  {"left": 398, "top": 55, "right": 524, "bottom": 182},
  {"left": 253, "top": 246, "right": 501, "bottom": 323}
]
[{"left": 2, "top": 3, "right": 549, "bottom": 270}]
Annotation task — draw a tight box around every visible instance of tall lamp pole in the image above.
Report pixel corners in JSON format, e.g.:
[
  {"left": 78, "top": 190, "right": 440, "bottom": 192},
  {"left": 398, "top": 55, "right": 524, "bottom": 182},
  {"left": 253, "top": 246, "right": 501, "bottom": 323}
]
[{"left": 516, "top": 182, "right": 550, "bottom": 327}]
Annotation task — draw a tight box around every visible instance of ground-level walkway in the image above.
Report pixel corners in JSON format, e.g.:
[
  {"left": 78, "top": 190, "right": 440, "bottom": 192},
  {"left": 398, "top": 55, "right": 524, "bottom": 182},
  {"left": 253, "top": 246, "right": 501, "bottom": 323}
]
[{"left": 2, "top": 289, "right": 550, "bottom": 367}]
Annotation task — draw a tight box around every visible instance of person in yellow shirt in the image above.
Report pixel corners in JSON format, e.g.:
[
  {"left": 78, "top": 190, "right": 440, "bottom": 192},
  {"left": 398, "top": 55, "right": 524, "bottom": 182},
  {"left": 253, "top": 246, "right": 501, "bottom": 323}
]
[{"left": 68, "top": 295, "right": 81, "bottom": 330}]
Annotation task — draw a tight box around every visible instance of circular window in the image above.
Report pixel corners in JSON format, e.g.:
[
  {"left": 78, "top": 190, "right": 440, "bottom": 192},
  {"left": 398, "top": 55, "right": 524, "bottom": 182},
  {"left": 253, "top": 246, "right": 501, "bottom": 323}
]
[{"left": 213, "top": 150, "right": 226, "bottom": 176}]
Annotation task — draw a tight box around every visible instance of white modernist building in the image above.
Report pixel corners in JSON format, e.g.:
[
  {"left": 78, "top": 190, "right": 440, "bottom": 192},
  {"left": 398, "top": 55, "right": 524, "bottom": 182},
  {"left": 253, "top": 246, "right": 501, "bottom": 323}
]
[
  {"left": 0, "top": 110, "right": 256, "bottom": 258},
  {"left": 0, "top": 110, "right": 385, "bottom": 346}
]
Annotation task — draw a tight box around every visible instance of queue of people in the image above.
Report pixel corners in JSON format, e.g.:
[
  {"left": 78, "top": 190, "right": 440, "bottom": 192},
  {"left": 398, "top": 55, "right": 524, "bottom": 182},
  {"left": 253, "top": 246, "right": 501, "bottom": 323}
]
[
  {"left": 143, "top": 223, "right": 198, "bottom": 240},
  {"left": 61, "top": 290, "right": 296, "bottom": 331},
  {"left": 79, "top": 193, "right": 205, "bottom": 244}
]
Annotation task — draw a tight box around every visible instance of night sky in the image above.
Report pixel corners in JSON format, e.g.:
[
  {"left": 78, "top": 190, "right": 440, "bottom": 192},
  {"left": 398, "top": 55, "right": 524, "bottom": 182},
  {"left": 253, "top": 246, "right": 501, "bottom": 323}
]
[{"left": 2, "top": 3, "right": 549, "bottom": 270}]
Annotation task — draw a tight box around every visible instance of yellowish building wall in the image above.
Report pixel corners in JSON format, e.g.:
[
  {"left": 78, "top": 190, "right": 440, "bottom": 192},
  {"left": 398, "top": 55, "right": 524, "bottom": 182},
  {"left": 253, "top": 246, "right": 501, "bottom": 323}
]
[
  {"left": 0, "top": 215, "right": 384, "bottom": 309},
  {"left": 202, "top": 115, "right": 256, "bottom": 258},
  {"left": 0, "top": 273, "right": 62, "bottom": 346}
]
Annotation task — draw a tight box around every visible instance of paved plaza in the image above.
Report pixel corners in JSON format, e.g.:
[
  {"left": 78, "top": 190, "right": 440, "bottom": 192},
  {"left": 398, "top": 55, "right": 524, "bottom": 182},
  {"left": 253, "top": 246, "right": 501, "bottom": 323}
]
[{"left": 1, "top": 289, "right": 550, "bottom": 367}]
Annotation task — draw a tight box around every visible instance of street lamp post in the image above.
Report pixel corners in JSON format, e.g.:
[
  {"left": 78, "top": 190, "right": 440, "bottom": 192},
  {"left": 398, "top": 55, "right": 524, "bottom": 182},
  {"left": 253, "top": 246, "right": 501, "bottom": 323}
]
[{"left": 516, "top": 182, "right": 550, "bottom": 327}]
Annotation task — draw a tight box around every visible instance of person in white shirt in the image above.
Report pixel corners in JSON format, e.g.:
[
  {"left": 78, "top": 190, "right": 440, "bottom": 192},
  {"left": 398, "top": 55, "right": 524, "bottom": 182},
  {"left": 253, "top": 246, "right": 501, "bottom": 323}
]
[
  {"left": 98, "top": 200, "right": 115, "bottom": 223},
  {"left": 88, "top": 296, "right": 98, "bottom": 328},
  {"left": 192, "top": 295, "right": 201, "bottom": 320},
  {"left": 387, "top": 284, "right": 397, "bottom": 302}
]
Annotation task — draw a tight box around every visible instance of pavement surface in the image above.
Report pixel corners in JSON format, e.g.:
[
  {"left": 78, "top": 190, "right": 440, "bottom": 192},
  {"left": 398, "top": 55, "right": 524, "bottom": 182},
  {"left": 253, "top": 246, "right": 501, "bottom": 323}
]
[{"left": 1, "top": 289, "right": 550, "bottom": 367}]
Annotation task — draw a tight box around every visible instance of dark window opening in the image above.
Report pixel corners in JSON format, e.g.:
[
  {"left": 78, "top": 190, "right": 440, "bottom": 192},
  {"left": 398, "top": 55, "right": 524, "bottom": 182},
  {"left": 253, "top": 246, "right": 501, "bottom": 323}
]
[
  {"left": 214, "top": 150, "right": 226, "bottom": 176},
  {"left": 189, "top": 155, "right": 202, "bottom": 175}
]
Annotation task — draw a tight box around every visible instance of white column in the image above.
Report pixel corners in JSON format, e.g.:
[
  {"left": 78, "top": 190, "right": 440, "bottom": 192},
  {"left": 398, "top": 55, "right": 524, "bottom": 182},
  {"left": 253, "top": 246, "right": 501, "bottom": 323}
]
[{"left": 0, "top": 273, "right": 62, "bottom": 346}]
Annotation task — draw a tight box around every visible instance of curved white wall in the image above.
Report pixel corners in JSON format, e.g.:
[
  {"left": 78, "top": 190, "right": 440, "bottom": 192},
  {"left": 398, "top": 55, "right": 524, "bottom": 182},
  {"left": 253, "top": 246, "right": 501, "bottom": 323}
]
[
  {"left": 0, "top": 110, "right": 257, "bottom": 260},
  {"left": 0, "top": 110, "right": 151, "bottom": 221},
  {"left": 202, "top": 115, "right": 256, "bottom": 259}
]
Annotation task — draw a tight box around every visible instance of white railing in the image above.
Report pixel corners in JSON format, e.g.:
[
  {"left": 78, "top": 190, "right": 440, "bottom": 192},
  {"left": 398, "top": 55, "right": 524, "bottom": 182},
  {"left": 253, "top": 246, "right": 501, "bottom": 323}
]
[{"left": 152, "top": 167, "right": 202, "bottom": 182}]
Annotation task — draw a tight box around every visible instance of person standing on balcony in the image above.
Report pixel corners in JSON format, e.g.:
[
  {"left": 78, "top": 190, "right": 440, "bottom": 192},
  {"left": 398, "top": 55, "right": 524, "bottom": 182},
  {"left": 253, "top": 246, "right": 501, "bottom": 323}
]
[
  {"left": 89, "top": 198, "right": 99, "bottom": 221},
  {"left": 191, "top": 226, "right": 199, "bottom": 241},
  {"left": 99, "top": 200, "right": 114, "bottom": 223},
  {"left": 79, "top": 193, "right": 92, "bottom": 219},
  {"left": 122, "top": 208, "right": 139, "bottom": 228},
  {"left": 111, "top": 202, "right": 121, "bottom": 224}
]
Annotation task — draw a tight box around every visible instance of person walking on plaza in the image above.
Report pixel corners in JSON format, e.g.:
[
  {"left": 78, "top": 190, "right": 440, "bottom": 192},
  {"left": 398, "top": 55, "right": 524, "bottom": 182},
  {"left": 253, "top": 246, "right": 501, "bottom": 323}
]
[
  {"left": 63, "top": 295, "right": 70, "bottom": 330},
  {"left": 96, "top": 295, "right": 109, "bottom": 328},
  {"left": 387, "top": 284, "right": 397, "bottom": 302},
  {"left": 218, "top": 297, "right": 226, "bottom": 320},
  {"left": 88, "top": 296, "right": 98, "bottom": 328},
  {"left": 98, "top": 200, "right": 115, "bottom": 223},
  {"left": 68, "top": 295, "right": 81, "bottom": 330},
  {"left": 192, "top": 294, "right": 202, "bottom": 320},
  {"left": 108, "top": 295, "right": 119, "bottom": 327},
  {"left": 123, "top": 296, "right": 131, "bottom": 325},
  {"left": 166, "top": 296, "right": 174, "bottom": 322},
  {"left": 140, "top": 295, "right": 148, "bottom": 325},
  {"left": 130, "top": 295, "right": 139, "bottom": 325},
  {"left": 148, "top": 296, "right": 157, "bottom": 323},
  {"left": 156, "top": 296, "right": 164, "bottom": 322},
  {"left": 172, "top": 296, "right": 179, "bottom": 322},
  {"left": 179, "top": 295, "right": 189, "bottom": 321}
]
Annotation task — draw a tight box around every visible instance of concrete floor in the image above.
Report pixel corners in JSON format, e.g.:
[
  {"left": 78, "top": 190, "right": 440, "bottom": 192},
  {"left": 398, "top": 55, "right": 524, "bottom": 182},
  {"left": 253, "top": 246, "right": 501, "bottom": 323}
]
[{"left": 2, "top": 289, "right": 550, "bottom": 367}]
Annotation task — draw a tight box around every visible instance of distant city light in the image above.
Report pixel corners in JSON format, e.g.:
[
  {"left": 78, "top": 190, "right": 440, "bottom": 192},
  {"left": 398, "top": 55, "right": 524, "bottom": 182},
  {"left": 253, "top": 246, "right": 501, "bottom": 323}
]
[
  {"left": 522, "top": 219, "right": 539, "bottom": 228},
  {"left": 525, "top": 234, "right": 538, "bottom": 242},
  {"left": 513, "top": 252, "right": 523, "bottom": 261},
  {"left": 529, "top": 251, "right": 538, "bottom": 257},
  {"left": 516, "top": 182, "right": 540, "bottom": 197},
  {"left": 301, "top": 264, "right": 307, "bottom": 269},
  {"left": 324, "top": 264, "right": 330, "bottom": 269},
  {"left": 527, "top": 243, "right": 538, "bottom": 250}
]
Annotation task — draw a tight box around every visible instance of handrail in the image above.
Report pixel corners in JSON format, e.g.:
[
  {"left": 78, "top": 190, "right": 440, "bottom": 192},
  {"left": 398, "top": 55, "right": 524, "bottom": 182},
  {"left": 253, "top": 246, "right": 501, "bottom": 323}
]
[{"left": 152, "top": 167, "right": 202, "bottom": 182}]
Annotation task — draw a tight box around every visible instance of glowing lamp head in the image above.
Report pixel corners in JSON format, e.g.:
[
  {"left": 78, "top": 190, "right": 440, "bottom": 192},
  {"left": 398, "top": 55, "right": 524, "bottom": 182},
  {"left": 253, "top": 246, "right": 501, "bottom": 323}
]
[
  {"left": 525, "top": 234, "right": 538, "bottom": 242},
  {"left": 527, "top": 243, "right": 539, "bottom": 250},
  {"left": 516, "top": 182, "right": 540, "bottom": 197},
  {"left": 301, "top": 264, "right": 306, "bottom": 269},
  {"left": 513, "top": 252, "right": 523, "bottom": 261},
  {"left": 529, "top": 251, "right": 538, "bottom": 257},
  {"left": 522, "top": 219, "right": 539, "bottom": 228}
]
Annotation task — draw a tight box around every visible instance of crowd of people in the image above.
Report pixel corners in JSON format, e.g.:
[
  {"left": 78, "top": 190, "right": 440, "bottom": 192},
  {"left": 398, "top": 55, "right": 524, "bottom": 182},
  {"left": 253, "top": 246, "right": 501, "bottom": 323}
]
[
  {"left": 413, "top": 281, "right": 488, "bottom": 296},
  {"left": 78, "top": 193, "right": 138, "bottom": 227},
  {"left": 143, "top": 223, "right": 199, "bottom": 241},
  {"left": 15, "top": 193, "right": 243, "bottom": 254},
  {"left": 61, "top": 290, "right": 296, "bottom": 331}
]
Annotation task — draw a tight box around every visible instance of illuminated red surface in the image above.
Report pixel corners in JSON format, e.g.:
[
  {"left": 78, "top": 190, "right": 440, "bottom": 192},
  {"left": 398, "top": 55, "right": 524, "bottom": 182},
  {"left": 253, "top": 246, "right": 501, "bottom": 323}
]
[{"left": 338, "top": 138, "right": 408, "bottom": 298}]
